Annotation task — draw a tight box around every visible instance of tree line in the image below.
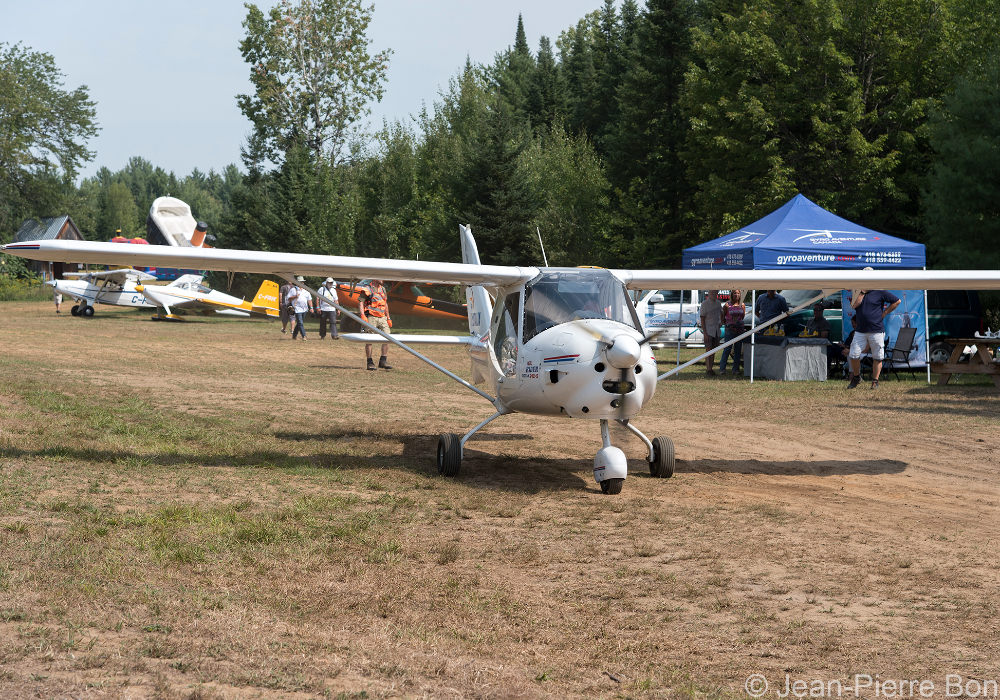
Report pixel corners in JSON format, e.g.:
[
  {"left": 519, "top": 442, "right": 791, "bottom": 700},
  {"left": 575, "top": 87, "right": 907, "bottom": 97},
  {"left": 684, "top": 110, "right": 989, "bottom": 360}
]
[{"left": 2, "top": 0, "right": 999, "bottom": 280}]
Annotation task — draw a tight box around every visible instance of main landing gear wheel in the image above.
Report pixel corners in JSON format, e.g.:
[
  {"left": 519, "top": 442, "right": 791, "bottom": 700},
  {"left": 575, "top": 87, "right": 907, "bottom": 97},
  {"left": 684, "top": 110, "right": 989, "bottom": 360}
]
[
  {"left": 601, "top": 478, "right": 624, "bottom": 495},
  {"left": 70, "top": 305, "right": 80, "bottom": 316},
  {"left": 437, "top": 433, "right": 461, "bottom": 477},
  {"left": 80, "top": 305, "right": 95, "bottom": 318},
  {"left": 649, "top": 436, "right": 675, "bottom": 478}
]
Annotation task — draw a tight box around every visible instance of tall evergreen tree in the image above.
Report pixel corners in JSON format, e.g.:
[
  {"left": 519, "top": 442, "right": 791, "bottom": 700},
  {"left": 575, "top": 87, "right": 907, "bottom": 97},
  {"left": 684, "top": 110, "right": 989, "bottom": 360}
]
[
  {"left": 453, "top": 99, "right": 541, "bottom": 265},
  {"left": 492, "top": 14, "right": 537, "bottom": 125},
  {"left": 923, "top": 52, "right": 1000, "bottom": 270},
  {"left": 527, "top": 37, "right": 568, "bottom": 128},
  {"left": 605, "top": 0, "right": 696, "bottom": 265},
  {"left": 566, "top": 18, "right": 601, "bottom": 136}
]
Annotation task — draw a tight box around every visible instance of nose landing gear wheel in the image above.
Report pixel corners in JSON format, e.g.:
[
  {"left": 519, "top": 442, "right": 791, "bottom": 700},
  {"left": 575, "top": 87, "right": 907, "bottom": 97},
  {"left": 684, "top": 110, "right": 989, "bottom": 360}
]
[
  {"left": 81, "top": 305, "right": 95, "bottom": 318},
  {"left": 649, "top": 436, "right": 675, "bottom": 478},
  {"left": 70, "top": 305, "right": 80, "bottom": 316},
  {"left": 600, "top": 478, "right": 624, "bottom": 495},
  {"left": 437, "top": 433, "right": 462, "bottom": 477}
]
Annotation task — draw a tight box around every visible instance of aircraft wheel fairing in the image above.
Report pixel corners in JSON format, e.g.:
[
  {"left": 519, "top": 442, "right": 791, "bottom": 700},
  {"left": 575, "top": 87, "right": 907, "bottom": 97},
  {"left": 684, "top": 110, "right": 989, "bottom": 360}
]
[
  {"left": 437, "top": 433, "right": 461, "bottom": 477},
  {"left": 601, "top": 478, "right": 624, "bottom": 495},
  {"left": 81, "top": 305, "right": 95, "bottom": 318},
  {"left": 70, "top": 305, "right": 79, "bottom": 316},
  {"left": 593, "top": 445, "right": 627, "bottom": 485},
  {"left": 649, "top": 436, "right": 675, "bottom": 478}
]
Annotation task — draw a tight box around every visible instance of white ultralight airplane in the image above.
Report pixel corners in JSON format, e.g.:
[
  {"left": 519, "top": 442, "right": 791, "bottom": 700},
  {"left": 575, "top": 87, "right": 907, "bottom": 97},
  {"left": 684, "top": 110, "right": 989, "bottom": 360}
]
[
  {"left": 49, "top": 269, "right": 203, "bottom": 317},
  {"left": 7, "top": 228, "right": 1000, "bottom": 495}
]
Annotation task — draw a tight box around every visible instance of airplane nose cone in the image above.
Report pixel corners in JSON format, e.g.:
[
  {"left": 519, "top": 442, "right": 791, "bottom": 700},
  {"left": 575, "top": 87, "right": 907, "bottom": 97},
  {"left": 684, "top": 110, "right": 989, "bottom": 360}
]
[
  {"left": 134, "top": 285, "right": 144, "bottom": 292},
  {"left": 606, "top": 335, "right": 641, "bottom": 369}
]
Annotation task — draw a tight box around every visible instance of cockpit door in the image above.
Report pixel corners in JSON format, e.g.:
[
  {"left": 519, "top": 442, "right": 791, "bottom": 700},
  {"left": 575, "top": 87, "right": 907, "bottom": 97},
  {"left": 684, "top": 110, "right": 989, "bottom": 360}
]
[{"left": 490, "top": 288, "right": 522, "bottom": 385}]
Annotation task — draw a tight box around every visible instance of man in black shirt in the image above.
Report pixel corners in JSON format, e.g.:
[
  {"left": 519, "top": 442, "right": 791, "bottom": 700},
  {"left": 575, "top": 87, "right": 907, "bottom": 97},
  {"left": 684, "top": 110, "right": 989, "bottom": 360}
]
[{"left": 848, "top": 287, "right": 900, "bottom": 389}]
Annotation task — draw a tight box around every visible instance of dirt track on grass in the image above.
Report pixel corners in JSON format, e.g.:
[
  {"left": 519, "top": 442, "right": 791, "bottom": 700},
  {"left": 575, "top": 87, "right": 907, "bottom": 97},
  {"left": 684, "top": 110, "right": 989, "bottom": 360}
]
[{"left": 1, "top": 302, "right": 1000, "bottom": 699}]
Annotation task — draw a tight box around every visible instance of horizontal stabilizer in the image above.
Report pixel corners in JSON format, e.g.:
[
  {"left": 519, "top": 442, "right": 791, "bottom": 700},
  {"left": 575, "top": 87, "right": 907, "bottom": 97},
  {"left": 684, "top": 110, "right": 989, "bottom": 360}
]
[{"left": 341, "top": 333, "right": 479, "bottom": 345}]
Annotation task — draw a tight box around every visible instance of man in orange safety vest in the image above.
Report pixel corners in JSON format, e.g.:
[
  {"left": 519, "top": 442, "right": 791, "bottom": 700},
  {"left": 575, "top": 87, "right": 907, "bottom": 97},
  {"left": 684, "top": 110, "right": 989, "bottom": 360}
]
[{"left": 359, "top": 279, "right": 392, "bottom": 370}]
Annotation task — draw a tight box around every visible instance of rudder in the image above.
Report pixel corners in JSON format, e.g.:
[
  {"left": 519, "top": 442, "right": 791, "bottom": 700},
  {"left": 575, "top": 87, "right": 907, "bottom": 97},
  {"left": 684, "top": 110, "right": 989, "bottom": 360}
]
[
  {"left": 459, "top": 224, "right": 492, "bottom": 339},
  {"left": 251, "top": 280, "right": 280, "bottom": 314}
]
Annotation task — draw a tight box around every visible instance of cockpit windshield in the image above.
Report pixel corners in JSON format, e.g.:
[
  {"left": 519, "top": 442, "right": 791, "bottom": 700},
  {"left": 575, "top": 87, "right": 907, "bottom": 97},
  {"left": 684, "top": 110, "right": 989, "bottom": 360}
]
[{"left": 522, "top": 270, "right": 640, "bottom": 343}]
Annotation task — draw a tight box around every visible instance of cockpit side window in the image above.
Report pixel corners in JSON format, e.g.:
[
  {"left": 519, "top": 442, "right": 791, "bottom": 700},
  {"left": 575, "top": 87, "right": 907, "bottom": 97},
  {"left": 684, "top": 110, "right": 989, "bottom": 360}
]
[{"left": 491, "top": 290, "right": 520, "bottom": 377}]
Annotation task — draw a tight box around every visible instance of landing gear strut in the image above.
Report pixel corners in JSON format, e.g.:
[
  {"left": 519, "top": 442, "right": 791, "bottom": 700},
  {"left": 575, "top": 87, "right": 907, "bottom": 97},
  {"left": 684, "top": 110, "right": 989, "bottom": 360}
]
[{"left": 436, "top": 410, "right": 506, "bottom": 478}]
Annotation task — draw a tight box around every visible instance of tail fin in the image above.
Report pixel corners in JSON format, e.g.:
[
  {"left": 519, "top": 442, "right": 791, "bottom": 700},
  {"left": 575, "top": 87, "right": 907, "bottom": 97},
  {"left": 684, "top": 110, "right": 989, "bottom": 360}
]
[
  {"left": 251, "top": 280, "right": 280, "bottom": 314},
  {"left": 460, "top": 224, "right": 492, "bottom": 339}
]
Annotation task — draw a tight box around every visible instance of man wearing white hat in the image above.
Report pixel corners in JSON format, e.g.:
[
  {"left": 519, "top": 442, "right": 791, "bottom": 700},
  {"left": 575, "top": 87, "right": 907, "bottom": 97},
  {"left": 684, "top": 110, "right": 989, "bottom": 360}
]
[{"left": 317, "top": 277, "right": 340, "bottom": 340}]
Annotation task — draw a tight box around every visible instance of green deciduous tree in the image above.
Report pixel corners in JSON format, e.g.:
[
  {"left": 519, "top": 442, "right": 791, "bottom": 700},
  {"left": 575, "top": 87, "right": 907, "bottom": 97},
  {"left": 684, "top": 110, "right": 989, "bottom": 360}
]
[
  {"left": 0, "top": 43, "right": 98, "bottom": 236},
  {"left": 521, "top": 123, "right": 612, "bottom": 266},
  {"left": 238, "top": 0, "right": 391, "bottom": 165},
  {"left": 98, "top": 181, "right": 141, "bottom": 239},
  {"left": 681, "top": 0, "right": 900, "bottom": 238}
]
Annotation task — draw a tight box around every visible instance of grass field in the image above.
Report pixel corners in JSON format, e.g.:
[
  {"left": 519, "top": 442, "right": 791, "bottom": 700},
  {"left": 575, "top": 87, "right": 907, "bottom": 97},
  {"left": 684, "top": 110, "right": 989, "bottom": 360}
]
[{"left": 1, "top": 302, "right": 999, "bottom": 699}]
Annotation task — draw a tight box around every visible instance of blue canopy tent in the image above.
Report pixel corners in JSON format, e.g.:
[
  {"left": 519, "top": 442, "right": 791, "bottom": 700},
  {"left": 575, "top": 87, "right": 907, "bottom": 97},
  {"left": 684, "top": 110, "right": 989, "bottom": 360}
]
[
  {"left": 680, "top": 194, "right": 929, "bottom": 380},
  {"left": 681, "top": 194, "right": 925, "bottom": 270}
]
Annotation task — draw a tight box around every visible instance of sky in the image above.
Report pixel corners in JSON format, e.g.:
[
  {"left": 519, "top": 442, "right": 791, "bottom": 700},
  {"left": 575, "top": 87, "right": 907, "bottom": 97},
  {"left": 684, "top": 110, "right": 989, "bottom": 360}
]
[{"left": 4, "top": 0, "right": 612, "bottom": 181}]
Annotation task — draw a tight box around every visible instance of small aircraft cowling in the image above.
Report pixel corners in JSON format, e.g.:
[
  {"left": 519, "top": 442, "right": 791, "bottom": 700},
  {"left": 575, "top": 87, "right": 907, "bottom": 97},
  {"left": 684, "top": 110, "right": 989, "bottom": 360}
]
[{"left": 7, "top": 227, "right": 1000, "bottom": 495}]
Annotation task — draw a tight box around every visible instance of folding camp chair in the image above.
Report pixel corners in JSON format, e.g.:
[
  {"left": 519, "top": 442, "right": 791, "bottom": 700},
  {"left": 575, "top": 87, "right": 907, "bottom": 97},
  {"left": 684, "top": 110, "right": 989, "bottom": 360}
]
[{"left": 884, "top": 326, "right": 918, "bottom": 379}]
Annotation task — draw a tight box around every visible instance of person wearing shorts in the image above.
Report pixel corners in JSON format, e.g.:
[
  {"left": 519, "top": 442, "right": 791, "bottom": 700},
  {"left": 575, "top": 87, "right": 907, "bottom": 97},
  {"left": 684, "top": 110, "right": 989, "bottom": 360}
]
[{"left": 848, "top": 286, "right": 900, "bottom": 389}]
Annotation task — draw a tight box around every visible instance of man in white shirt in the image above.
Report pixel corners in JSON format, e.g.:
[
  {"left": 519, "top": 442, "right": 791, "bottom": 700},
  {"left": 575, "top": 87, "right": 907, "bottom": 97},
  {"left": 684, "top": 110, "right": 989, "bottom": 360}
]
[
  {"left": 699, "top": 290, "right": 723, "bottom": 376},
  {"left": 317, "top": 277, "right": 339, "bottom": 340},
  {"left": 288, "top": 277, "right": 312, "bottom": 340}
]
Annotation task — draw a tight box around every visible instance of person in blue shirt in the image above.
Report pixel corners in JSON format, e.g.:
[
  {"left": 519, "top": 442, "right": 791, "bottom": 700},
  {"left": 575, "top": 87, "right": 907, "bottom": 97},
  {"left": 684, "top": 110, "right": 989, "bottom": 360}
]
[
  {"left": 755, "top": 290, "right": 789, "bottom": 325},
  {"left": 847, "top": 286, "right": 900, "bottom": 389}
]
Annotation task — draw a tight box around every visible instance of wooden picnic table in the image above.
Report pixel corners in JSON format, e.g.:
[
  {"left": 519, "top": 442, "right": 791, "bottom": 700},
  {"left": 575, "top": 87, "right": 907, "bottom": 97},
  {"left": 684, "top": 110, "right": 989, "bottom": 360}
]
[{"left": 930, "top": 338, "right": 1000, "bottom": 388}]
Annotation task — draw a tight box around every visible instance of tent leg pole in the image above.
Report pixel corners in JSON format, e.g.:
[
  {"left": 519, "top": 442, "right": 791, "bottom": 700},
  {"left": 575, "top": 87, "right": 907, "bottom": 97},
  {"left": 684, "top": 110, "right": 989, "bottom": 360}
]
[
  {"left": 924, "top": 280, "right": 931, "bottom": 384},
  {"left": 751, "top": 290, "right": 756, "bottom": 384},
  {"left": 676, "top": 290, "right": 681, "bottom": 375}
]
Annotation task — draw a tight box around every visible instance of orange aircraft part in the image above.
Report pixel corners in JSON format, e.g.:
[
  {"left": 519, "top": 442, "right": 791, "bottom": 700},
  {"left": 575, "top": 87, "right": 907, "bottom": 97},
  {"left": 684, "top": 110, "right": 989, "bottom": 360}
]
[{"left": 336, "top": 282, "right": 467, "bottom": 321}]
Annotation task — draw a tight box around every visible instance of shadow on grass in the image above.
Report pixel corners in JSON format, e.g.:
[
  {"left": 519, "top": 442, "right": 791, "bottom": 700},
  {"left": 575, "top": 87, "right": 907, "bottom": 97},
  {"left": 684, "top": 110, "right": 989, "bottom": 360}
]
[
  {"left": 0, "top": 435, "right": 593, "bottom": 495},
  {"left": 677, "top": 457, "right": 907, "bottom": 476}
]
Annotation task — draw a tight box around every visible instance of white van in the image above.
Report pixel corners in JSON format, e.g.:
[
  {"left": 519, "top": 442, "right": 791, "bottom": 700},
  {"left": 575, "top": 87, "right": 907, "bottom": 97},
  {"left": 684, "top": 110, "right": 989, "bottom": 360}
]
[{"left": 634, "top": 290, "right": 744, "bottom": 348}]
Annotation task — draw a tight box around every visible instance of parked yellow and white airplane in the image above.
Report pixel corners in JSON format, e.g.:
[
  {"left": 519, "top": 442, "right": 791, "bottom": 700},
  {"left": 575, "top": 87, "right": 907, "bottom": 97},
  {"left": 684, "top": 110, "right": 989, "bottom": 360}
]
[{"left": 135, "top": 278, "right": 280, "bottom": 321}]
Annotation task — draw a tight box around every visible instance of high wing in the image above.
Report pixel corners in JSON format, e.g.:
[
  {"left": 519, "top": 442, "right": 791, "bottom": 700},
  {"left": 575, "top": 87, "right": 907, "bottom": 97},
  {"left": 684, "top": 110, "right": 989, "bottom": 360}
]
[
  {"left": 62, "top": 267, "right": 158, "bottom": 285},
  {"left": 5, "top": 239, "right": 1000, "bottom": 291},
  {"left": 613, "top": 269, "right": 1000, "bottom": 291},
  {"left": 3, "top": 240, "right": 532, "bottom": 287}
]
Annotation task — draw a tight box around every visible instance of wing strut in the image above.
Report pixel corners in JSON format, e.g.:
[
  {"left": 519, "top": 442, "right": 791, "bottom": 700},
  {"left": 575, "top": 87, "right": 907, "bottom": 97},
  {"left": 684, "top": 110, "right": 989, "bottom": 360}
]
[
  {"left": 655, "top": 290, "right": 832, "bottom": 381},
  {"left": 281, "top": 275, "right": 501, "bottom": 409}
]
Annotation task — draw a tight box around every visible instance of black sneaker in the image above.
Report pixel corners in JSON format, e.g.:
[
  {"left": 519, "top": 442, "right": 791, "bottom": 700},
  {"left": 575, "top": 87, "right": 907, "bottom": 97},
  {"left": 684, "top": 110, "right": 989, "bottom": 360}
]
[
  {"left": 367, "top": 359, "right": 377, "bottom": 371},
  {"left": 378, "top": 357, "right": 393, "bottom": 370},
  {"left": 871, "top": 379, "right": 879, "bottom": 389},
  {"left": 848, "top": 375, "right": 861, "bottom": 389}
]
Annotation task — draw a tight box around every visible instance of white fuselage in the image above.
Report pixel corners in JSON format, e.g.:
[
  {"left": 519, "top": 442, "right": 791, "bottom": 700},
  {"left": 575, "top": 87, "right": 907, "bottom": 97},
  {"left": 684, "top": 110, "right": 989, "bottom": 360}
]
[
  {"left": 52, "top": 279, "right": 154, "bottom": 309},
  {"left": 488, "top": 319, "right": 658, "bottom": 420},
  {"left": 469, "top": 269, "right": 659, "bottom": 422}
]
